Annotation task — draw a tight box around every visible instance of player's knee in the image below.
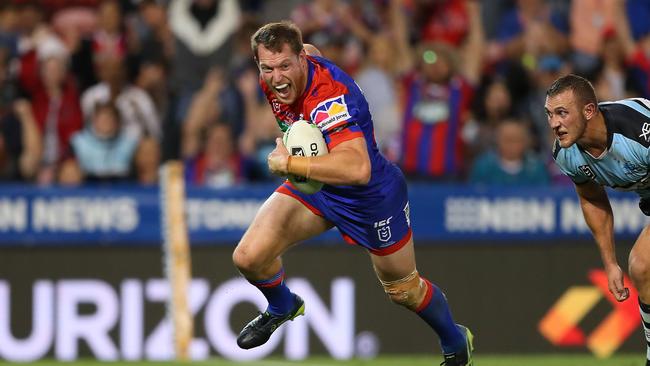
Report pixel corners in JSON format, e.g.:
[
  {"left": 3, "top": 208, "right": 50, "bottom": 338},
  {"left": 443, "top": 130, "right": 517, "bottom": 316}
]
[
  {"left": 232, "top": 245, "right": 261, "bottom": 274},
  {"left": 381, "top": 270, "right": 427, "bottom": 311},
  {"left": 628, "top": 252, "right": 650, "bottom": 286}
]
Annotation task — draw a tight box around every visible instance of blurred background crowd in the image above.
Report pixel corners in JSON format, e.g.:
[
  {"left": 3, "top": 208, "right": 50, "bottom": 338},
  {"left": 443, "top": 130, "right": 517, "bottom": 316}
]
[{"left": 0, "top": 0, "right": 649, "bottom": 188}]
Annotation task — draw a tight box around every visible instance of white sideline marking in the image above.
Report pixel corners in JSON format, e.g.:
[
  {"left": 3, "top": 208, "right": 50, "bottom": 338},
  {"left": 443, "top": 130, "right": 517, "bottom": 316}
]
[{"left": 242, "top": 361, "right": 336, "bottom": 366}]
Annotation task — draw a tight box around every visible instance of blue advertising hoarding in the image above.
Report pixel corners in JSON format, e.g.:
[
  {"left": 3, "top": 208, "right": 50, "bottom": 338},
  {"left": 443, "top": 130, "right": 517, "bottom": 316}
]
[{"left": 0, "top": 184, "right": 646, "bottom": 246}]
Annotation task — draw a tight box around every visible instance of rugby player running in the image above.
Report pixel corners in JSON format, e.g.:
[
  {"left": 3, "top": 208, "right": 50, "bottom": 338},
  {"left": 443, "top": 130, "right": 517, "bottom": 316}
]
[{"left": 231, "top": 21, "right": 474, "bottom": 365}]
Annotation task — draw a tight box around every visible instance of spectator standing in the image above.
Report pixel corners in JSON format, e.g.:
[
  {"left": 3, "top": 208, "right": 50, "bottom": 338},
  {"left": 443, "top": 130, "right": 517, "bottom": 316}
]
[{"left": 168, "top": 0, "right": 240, "bottom": 122}]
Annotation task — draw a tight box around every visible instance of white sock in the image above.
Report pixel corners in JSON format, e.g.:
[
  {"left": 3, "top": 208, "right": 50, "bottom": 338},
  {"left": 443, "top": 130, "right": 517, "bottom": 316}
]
[{"left": 638, "top": 299, "right": 650, "bottom": 361}]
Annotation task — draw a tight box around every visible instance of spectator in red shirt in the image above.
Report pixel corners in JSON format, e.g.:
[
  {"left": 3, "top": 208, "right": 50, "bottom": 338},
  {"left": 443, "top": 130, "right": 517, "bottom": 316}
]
[{"left": 25, "top": 36, "right": 83, "bottom": 185}]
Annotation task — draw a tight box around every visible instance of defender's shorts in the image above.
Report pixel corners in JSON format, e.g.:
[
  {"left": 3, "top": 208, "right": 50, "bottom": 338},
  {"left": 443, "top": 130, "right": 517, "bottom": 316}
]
[{"left": 276, "top": 164, "right": 412, "bottom": 256}]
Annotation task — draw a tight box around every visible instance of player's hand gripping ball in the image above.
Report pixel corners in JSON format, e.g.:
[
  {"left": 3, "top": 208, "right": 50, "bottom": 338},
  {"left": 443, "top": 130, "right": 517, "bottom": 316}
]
[{"left": 283, "top": 120, "right": 329, "bottom": 194}]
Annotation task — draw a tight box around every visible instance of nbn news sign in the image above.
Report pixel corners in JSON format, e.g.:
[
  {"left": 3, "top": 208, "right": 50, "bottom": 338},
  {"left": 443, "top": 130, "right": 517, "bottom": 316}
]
[{"left": 0, "top": 184, "right": 645, "bottom": 245}]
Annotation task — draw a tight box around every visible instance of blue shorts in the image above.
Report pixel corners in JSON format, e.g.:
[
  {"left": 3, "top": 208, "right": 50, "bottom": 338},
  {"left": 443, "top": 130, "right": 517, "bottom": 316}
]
[{"left": 276, "top": 165, "right": 412, "bottom": 256}]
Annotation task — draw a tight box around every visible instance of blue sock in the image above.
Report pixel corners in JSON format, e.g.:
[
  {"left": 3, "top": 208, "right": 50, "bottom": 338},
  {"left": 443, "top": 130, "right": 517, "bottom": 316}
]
[
  {"left": 416, "top": 279, "right": 466, "bottom": 354},
  {"left": 249, "top": 268, "right": 295, "bottom": 316}
]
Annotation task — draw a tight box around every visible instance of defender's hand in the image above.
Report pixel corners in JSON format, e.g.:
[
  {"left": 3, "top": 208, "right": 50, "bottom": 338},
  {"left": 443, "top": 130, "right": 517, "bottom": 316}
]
[
  {"left": 267, "top": 138, "right": 289, "bottom": 176},
  {"left": 606, "top": 264, "right": 630, "bottom": 302}
]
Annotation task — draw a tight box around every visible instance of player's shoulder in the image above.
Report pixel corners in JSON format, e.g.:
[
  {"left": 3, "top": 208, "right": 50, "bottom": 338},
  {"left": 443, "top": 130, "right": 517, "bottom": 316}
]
[
  {"left": 304, "top": 57, "right": 363, "bottom": 129},
  {"left": 599, "top": 98, "right": 650, "bottom": 147},
  {"left": 306, "top": 56, "right": 351, "bottom": 96},
  {"left": 600, "top": 97, "right": 650, "bottom": 113}
]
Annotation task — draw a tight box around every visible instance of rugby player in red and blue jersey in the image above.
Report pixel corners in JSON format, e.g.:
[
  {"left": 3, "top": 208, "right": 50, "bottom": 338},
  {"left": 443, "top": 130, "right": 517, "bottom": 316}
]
[{"left": 232, "top": 21, "right": 474, "bottom": 365}]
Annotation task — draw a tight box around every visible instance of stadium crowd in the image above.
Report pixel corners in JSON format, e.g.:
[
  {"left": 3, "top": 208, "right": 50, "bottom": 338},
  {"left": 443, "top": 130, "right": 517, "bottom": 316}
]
[{"left": 0, "top": 0, "right": 649, "bottom": 188}]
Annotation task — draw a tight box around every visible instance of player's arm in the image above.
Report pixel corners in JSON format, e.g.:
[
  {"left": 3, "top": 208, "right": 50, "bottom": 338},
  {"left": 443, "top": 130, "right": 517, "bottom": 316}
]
[
  {"left": 268, "top": 136, "right": 371, "bottom": 186},
  {"left": 14, "top": 99, "right": 41, "bottom": 179},
  {"left": 575, "top": 180, "right": 630, "bottom": 302}
]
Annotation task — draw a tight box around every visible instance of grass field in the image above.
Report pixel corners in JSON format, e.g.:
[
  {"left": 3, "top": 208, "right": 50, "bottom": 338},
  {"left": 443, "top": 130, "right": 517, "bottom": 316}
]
[{"left": 0, "top": 355, "right": 642, "bottom": 366}]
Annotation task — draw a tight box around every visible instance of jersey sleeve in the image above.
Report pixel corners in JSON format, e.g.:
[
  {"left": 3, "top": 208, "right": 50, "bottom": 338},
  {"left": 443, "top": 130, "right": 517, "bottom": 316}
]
[{"left": 307, "top": 93, "right": 364, "bottom": 150}]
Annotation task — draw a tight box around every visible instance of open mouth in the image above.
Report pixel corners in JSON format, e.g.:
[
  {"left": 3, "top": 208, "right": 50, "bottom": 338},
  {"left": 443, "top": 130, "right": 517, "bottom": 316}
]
[
  {"left": 274, "top": 83, "right": 290, "bottom": 98},
  {"left": 557, "top": 131, "right": 567, "bottom": 139}
]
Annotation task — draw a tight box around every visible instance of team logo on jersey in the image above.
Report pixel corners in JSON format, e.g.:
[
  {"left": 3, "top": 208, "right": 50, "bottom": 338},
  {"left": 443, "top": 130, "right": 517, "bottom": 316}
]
[
  {"left": 579, "top": 165, "right": 596, "bottom": 180},
  {"left": 624, "top": 161, "right": 645, "bottom": 177},
  {"left": 374, "top": 216, "right": 392, "bottom": 242},
  {"left": 310, "top": 95, "right": 351, "bottom": 131},
  {"left": 640, "top": 123, "right": 650, "bottom": 142},
  {"left": 271, "top": 99, "right": 297, "bottom": 124}
]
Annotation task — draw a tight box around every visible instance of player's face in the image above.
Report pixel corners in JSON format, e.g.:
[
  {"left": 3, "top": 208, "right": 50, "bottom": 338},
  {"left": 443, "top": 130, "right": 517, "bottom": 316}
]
[
  {"left": 544, "top": 90, "right": 587, "bottom": 148},
  {"left": 257, "top": 43, "right": 308, "bottom": 105}
]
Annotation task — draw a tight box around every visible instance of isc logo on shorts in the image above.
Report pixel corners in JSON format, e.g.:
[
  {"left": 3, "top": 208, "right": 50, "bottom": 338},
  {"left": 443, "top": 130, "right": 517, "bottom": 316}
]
[{"left": 374, "top": 216, "right": 392, "bottom": 242}]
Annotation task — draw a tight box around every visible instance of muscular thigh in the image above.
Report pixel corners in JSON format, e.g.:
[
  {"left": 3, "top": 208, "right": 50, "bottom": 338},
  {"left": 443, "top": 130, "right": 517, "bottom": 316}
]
[
  {"left": 237, "top": 192, "right": 333, "bottom": 265},
  {"left": 631, "top": 225, "right": 650, "bottom": 266},
  {"left": 369, "top": 237, "right": 417, "bottom": 282}
]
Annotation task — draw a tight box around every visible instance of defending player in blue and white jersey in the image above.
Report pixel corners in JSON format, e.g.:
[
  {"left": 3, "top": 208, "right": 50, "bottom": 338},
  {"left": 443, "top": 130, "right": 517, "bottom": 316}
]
[
  {"left": 231, "top": 22, "right": 473, "bottom": 366},
  {"left": 547, "top": 74, "right": 650, "bottom": 365}
]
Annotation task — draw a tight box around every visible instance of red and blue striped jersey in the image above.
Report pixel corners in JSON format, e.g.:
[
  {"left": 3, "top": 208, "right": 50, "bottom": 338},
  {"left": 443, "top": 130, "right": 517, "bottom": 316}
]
[
  {"left": 400, "top": 73, "right": 473, "bottom": 178},
  {"left": 260, "top": 55, "right": 397, "bottom": 199}
]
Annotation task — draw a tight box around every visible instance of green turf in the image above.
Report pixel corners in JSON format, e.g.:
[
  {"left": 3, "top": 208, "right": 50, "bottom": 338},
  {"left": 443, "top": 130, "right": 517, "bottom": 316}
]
[{"left": 0, "top": 354, "right": 643, "bottom": 366}]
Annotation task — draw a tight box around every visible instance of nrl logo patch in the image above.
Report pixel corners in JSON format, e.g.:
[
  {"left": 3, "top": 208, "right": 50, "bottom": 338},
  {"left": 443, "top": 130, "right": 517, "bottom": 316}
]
[
  {"left": 374, "top": 216, "right": 393, "bottom": 243},
  {"left": 578, "top": 165, "right": 596, "bottom": 180}
]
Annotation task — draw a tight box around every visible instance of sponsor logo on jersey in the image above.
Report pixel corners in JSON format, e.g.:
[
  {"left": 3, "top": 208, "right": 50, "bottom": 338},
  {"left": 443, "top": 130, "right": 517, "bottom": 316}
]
[
  {"left": 640, "top": 122, "right": 650, "bottom": 142},
  {"left": 310, "top": 95, "right": 351, "bottom": 131},
  {"left": 623, "top": 161, "right": 645, "bottom": 177},
  {"left": 578, "top": 165, "right": 596, "bottom": 180},
  {"left": 374, "top": 216, "right": 392, "bottom": 242}
]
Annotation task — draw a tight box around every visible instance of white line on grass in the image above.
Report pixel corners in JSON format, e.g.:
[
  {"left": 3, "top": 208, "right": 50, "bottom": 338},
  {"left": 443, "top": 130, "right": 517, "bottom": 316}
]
[{"left": 242, "top": 361, "right": 337, "bottom": 366}]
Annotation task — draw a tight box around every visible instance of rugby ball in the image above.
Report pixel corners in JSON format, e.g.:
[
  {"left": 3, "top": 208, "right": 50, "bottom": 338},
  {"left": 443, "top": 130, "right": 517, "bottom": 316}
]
[{"left": 283, "top": 120, "right": 329, "bottom": 194}]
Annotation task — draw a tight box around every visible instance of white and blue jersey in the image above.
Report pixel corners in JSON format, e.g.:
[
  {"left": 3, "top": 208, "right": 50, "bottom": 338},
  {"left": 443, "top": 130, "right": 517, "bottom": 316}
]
[{"left": 553, "top": 98, "right": 650, "bottom": 198}]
